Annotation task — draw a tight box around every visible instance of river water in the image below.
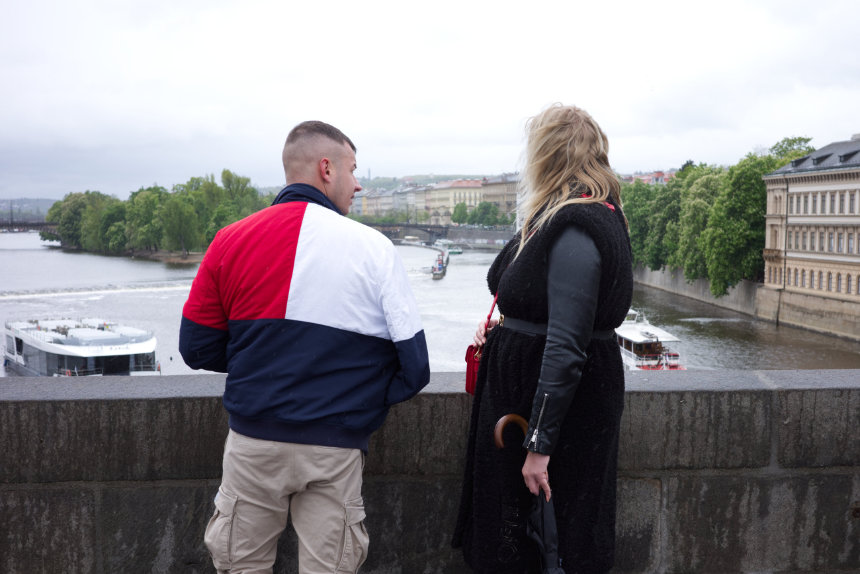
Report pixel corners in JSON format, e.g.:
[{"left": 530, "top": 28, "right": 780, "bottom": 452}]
[{"left": 2, "top": 232, "right": 859, "bottom": 377}]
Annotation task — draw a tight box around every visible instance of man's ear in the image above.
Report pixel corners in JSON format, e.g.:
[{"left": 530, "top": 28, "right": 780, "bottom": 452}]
[{"left": 319, "top": 157, "right": 333, "bottom": 182}]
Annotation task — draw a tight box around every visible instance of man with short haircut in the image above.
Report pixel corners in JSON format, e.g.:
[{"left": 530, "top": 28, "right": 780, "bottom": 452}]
[{"left": 180, "top": 120, "right": 430, "bottom": 573}]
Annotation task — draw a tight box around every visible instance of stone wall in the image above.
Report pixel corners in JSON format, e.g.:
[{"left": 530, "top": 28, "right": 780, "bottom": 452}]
[
  {"left": 633, "top": 266, "right": 860, "bottom": 341},
  {"left": 2, "top": 371, "right": 859, "bottom": 573},
  {"left": 632, "top": 266, "right": 759, "bottom": 316}
]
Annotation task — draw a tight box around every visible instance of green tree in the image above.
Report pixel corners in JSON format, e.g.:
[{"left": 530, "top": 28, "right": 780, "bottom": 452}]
[
  {"left": 769, "top": 136, "right": 814, "bottom": 161},
  {"left": 160, "top": 195, "right": 200, "bottom": 255},
  {"left": 205, "top": 203, "right": 239, "bottom": 244},
  {"left": 701, "top": 153, "right": 781, "bottom": 296},
  {"left": 46, "top": 191, "right": 108, "bottom": 249},
  {"left": 675, "top": 171, "right": 724, "bottom": 281},
  {"left": 98, "top": 201, "right": 127, "bottom": 254},
  {"left": 451, "top": 202, "right": 468, "bottom": 224},
  {"left": 621, "top": 180, "right": 657, "bottom": 266},
  {"left": 126, "top": 186, "right": 167, "bottom": 252},
  {"left": 468, "top": 202, "right": 499, "bottom": 226},
  {"left": 105, "top": 222, "right": 128, "bottom": 254},
  {"left": 642, "top": 180, "right": 681, "bottom": 270}
]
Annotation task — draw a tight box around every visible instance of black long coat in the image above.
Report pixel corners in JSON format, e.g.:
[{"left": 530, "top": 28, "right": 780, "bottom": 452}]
[{"left": 453, "top": 201, "right": 633, "bottom": 574}]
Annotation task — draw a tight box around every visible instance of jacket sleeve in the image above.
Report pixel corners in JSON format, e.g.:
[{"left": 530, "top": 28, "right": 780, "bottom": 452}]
[
  {"left": 523, "top": 225, "right": 601, "bottom": 455},
  {"left": 379, "top": 245, "right": 431, "bottom": 405},
  {"left": 179, "top": 249, "right": 230, "bottom": 373}
]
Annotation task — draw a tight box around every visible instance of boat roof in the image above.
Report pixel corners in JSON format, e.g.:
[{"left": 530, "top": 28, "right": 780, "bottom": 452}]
[
  {"left": 615, "top": 322, "right": 680, "bottom": 343},
  {"left": 6, "top": 318, "right": 154, "bottom": 346}
]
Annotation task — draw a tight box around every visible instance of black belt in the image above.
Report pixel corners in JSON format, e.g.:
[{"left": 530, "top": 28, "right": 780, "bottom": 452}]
[{"left": 501, "top": 315, "right": 616, "bottom": 340}]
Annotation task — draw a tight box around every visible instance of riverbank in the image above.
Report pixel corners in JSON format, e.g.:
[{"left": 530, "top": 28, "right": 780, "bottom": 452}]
[
  {"left": 129, "top": 249, "right": 204, "bottom": 265},
  {"left": 634, "top": 265, "right": 860, "bottom": 342}
]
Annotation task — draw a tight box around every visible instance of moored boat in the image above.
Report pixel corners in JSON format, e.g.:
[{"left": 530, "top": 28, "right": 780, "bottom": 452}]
[
  {"left": 3, "top": 318, "right": 159, "bottom": 376},
  {"left": 614, "top": 309, "right": 684, "bottom": 370}
]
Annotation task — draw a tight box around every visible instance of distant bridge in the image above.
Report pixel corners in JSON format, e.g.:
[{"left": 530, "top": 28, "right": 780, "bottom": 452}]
[
  {"left": 365, "top": 223, "right": 450, "bottom": 244},
  {"left": 0, "top": 221, "right": 56, "bottom": 233}
]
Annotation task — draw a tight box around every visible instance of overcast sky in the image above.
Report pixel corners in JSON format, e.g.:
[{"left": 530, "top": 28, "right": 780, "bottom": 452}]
[{"left": 2, "top": 0, "right": 859, "bottom": 199}]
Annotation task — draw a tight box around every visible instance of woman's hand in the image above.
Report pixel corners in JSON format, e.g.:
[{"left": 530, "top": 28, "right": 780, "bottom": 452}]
[
  {"left": 522, "top": 451, "right": 551, "bottom": 501},
  {"left": 473, "top": 318, "right": 499, "bottom": 347}
]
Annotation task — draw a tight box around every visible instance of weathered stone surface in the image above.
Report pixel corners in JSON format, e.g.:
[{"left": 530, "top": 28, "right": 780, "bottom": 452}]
[
  {"left": 366, "top": 393, "right": 471, "bottom": 476},
  {"left": 1, "top": 396, "right": 227, "bottom": 483},
  {"left": 664, "top": 474, "right": 860, "bottom": 572},
  {"left": 2, "top": 371, "right": 859, "bottom": 573},
  {"left": 0, "top": 488, "right": 97, "bottom": 574},
  {"left": 620, "top": 386, "right": 771, "bottom": 470},
  {"left": 99, "top": 483, "right": 217, "bottom": 574},
  {"left": 778, "top": 388, "right": 860, "bottom": 468},
  {"left": 614, "top": 478, "right": 662, "bottom": 573}
]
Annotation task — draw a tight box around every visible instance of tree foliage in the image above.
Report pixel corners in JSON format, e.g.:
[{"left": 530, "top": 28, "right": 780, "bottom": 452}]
[
  {"left": 451, "top": 202, "right": 468, "bottom": 224},
  {"left": 467, "top": 202, "right": 500, "bottom": 226},
  {"left": 701, "top": 153, "right": 781, "bottom": 295},
  {"left": 43, "top": 170, "right": 267, "bottom": 256},
  {"left": 622, "top": 135, "right": 814, "bottom": 297}
]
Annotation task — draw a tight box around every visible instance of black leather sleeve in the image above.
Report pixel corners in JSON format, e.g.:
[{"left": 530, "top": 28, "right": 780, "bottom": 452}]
[{"left": 523, "top": 225, "right": 601, "bottom": 455}]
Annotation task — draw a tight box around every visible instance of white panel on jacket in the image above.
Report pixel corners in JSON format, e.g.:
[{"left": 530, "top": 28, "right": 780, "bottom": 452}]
[{"left": 284, "top": 204, "right": 423, "bottom": 342}]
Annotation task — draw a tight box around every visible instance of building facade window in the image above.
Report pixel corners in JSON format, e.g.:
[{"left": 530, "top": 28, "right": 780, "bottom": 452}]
[
  {"left": 789, "top": 196, "right": 794, "bottom": 214},
  {"left": 794, "top": 268, "right": 798, "bottom": 286},
  {"left": 788, "top": 231, "right": 793, "bottom": 249},
  {"left": 804, "top": 195, "right": 809, "bottom": 214},
  {"left": 847, "top": 274, "right": 852, "bottom": 294},
  {"left": 801, "top": 269, "right": 806, "bottom": 287},
  {"left": 851, "top": 192, "right": 856, "bottom": 214},
  {"left": 828, "top": 232, "right": 834, "bottom": 252},
  {"left": 827, "top": 272, "right": 832, "bottom": 291},
  {"left": 819, "top": 271, "right": 824, "bottom": 289},
  {"left": 820, "top": 232, "right": 825, "bottom": 251},
  {"left": 811, "top": 232, "right": 816, "bottom": 251},
  {"left": 840, "top": 193, "right": 845, "bottom": 214},
  {"left": 837, "top": 274, "right": 842, "bottom": 292},
  {"left": 802, "top": 231, "right": 807, "bottom": 250},
  {"left": 812, "top": 195, "right": 818, "bottom": 213},
  {"left": 850, "top": 233, "right": 855, "bottom": 254},
  {"left": 838, "top": 233, "right": 844, "bottom": 253},
  {"left": 830, "top": 194, "right": 836, "bottom": 214}
]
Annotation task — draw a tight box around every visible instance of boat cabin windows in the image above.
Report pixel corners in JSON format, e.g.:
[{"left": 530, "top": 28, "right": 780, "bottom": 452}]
[{"left": 633, "top": 341, "right": 664, "bottom": 357}]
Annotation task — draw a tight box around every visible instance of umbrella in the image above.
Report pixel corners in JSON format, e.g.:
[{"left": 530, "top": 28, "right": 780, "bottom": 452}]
[
  {"left": 495, "top": 414, "right": 567, "bottom": 574},
  {"left": 526, "top": 491, "right": 566, "bottom": 573}
]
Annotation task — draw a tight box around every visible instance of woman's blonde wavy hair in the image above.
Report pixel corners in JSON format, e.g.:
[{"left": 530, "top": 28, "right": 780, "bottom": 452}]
[{"left": 516, "top": 104, "right": 622, "bottom": 256}]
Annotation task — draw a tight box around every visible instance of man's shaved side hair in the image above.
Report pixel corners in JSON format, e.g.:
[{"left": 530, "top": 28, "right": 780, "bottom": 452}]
[
  {"left": 286, "top": 121, "right": 356, "bottom": 151},
  {"left": 282, "top": 121, "right": 356, "bottom": 182}
]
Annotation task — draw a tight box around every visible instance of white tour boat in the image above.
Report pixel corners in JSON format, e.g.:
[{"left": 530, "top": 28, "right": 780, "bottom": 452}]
[
  {"left": 3, "top": 318, "right": 159, "bottom": 377},
  {"left": 614, "top": 309, "right": 684, "bottom": 371}
]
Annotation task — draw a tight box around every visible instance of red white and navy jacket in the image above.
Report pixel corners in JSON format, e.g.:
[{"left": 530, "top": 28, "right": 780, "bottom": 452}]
[{"left": 180, "top": 184, "right": 430, "bottom": 452}]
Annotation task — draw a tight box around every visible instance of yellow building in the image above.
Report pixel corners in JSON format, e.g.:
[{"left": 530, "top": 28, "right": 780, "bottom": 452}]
[{"left": 763, "top": 134, "right": 860, "bottom": 300}]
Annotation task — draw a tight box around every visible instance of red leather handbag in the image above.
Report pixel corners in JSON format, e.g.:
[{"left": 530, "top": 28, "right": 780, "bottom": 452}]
[{"left": 465, "top": 293, "right": 498, "bottom": 395}]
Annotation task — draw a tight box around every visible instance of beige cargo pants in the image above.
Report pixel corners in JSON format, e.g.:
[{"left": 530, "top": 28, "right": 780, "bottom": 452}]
[{"left": 204, "top": 430, "right": 369, "bottom": 574}]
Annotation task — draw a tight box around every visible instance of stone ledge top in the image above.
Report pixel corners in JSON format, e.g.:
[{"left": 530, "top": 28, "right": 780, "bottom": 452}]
[{"left": 1, "top": 369, "right": 859, "bottom": 402}]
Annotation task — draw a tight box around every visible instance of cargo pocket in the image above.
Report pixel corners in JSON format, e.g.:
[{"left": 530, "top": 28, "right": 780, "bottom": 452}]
[
  {"left": 335, "top": 497, "right": 369, "bottom": 573},
  {"left": 203, "top": 488, "right": 239, "bottom": 571}
]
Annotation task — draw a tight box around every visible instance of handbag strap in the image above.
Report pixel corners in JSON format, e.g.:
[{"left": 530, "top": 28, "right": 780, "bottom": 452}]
[{"left": 484, "top": 293, "right": 499, "bottom": 330}]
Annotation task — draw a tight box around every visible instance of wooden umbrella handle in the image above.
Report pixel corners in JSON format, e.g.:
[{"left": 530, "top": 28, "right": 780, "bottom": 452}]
[{"left": 494, "top": 413, "right": 528, "bottom": 449}]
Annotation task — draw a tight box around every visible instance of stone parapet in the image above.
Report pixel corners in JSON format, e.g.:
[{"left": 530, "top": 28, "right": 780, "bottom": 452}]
[{"left": 1, "top": 370, "right": 859, "bottom": 573}]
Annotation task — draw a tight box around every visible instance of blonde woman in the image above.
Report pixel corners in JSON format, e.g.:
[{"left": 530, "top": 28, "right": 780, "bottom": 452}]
[{"left": 453, "top": 104, "right": 633, "bottom": 573}]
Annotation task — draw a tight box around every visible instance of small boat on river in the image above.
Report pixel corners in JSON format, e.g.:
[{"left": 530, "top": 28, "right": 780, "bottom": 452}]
[
  {"left": 614, "top": 309, "right": 684, "bottom": 370},
  {"left": 3, "top": 318, "right": 159, "bottom": 377},
  {"left": 431, "top": 252, "right": 448, "bottom": 280}
]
